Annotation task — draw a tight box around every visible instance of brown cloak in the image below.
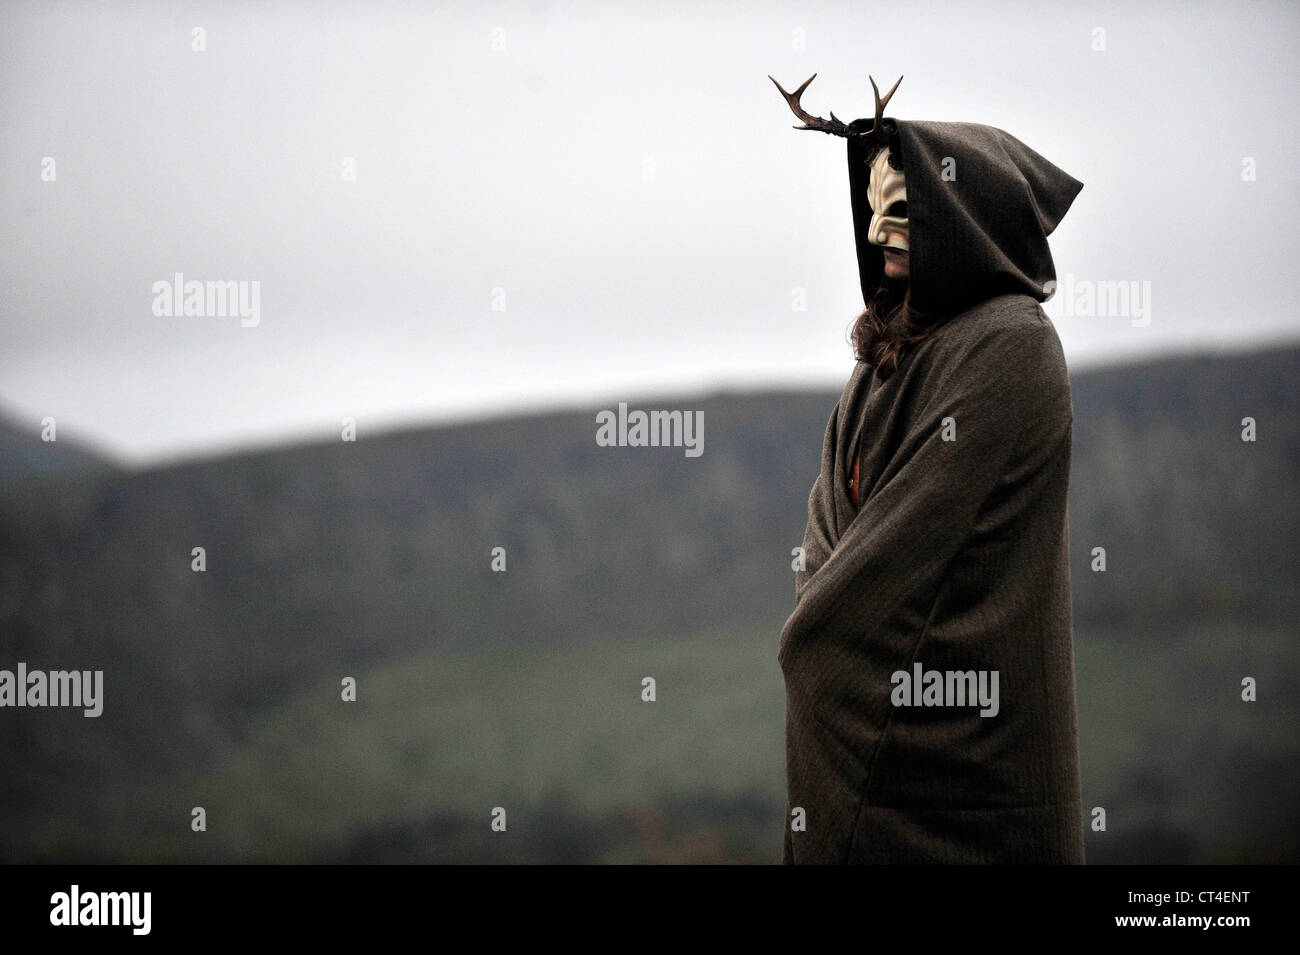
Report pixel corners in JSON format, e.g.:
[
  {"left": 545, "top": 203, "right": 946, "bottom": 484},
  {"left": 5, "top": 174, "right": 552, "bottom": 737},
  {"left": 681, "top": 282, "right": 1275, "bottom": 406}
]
[{"left": 780, "top": 119, "right": 1086, "bottom": 864}]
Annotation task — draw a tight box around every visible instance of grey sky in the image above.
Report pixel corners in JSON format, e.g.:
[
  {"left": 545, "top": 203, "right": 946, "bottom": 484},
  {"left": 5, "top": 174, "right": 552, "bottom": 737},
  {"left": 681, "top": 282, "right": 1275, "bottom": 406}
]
[{"left": 2, "top": 0, "right": 1298, "bottom": 465}]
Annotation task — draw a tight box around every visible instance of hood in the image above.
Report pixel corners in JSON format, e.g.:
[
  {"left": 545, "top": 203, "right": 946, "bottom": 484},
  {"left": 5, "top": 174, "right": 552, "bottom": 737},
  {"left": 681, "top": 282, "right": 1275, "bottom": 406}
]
[{"left": 846, "top": 118, "right": 1083, "bottom": 318}]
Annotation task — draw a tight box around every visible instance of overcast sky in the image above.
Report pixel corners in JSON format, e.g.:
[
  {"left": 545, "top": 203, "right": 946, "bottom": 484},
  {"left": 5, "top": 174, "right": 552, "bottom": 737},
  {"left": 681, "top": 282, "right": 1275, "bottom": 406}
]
[{"left": 2, "top": 0, "right": 1298, "bottom": 465}]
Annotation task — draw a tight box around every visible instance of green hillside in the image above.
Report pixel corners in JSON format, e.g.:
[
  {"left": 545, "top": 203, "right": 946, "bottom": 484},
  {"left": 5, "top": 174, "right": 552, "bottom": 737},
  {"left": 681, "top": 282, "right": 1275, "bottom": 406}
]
[{"left": 1, "top": 345, "right": 1297, "bottom": 863}]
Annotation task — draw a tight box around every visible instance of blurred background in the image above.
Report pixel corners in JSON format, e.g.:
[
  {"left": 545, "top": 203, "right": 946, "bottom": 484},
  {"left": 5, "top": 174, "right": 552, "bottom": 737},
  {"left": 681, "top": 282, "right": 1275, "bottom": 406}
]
[{"left": 1, "top": 0, "right": 1297, "bottom": 863}]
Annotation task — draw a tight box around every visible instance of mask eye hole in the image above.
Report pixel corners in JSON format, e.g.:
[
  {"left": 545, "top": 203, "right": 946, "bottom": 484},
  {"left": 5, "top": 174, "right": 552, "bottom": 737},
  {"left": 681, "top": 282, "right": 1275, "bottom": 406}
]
[{"left": 886, "top": 201, "right": 907, "bottom": 218}]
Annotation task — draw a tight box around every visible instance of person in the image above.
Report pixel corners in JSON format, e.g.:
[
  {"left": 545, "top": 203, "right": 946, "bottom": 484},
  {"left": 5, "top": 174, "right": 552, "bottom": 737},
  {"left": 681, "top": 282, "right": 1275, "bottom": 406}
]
[{"left": 769, "top": 73, "right": 1086, "bottom": 863}]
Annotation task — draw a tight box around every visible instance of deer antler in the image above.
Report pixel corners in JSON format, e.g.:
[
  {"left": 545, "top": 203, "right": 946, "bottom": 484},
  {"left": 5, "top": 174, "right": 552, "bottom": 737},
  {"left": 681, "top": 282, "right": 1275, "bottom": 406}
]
[
  {"left": 768, "top": 73, "right": 853, "bottom": 137},
  {"left": 768, "top": 73, "right": 903, "bottom": 141},
  {"left": 866, "top": 74, "right": 903, "bottom": 140}
]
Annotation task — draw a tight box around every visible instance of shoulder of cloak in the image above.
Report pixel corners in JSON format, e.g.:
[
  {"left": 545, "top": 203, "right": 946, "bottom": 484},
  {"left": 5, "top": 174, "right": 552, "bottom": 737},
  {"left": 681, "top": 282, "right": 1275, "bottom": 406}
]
[{"left": 912, "top": 292, "right": 1069, "bottom": 388}]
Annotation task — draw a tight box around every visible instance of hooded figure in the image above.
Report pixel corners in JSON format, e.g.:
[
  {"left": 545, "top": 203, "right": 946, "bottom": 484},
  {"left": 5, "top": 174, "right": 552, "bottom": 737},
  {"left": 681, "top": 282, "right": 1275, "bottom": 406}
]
[{"left": 771, "top": 74, "right": 1086, "bottom": 864}]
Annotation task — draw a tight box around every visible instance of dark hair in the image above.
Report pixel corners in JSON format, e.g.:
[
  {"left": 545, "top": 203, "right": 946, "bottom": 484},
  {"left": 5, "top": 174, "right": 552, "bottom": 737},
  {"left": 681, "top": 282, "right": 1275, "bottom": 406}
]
[{"left": 849, "top": 276, "right": 941, "bottom": 381}]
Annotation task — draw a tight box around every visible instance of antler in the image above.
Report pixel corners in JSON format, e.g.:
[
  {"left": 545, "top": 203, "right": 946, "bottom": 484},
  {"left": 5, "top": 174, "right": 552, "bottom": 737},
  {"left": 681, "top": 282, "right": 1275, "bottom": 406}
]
[
  {"left": 768, "top": 73, "right": 854, "bottom": 137},
  {"left": 866, "top": 74, "right": 903, "bottom": 140},
  {"left": 768, "top": 73, "right": 904, "bottom": 141}
]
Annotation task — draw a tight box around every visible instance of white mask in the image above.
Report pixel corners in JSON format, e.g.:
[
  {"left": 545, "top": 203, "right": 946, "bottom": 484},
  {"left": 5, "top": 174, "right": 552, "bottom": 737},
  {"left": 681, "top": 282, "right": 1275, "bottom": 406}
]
[{"left": 867, "top": 147, "right": 908, "bottom": 252}]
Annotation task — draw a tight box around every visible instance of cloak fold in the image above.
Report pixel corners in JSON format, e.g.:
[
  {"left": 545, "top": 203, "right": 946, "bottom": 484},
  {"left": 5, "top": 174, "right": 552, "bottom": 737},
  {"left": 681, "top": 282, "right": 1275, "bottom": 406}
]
[{"left": 780, "top": 116, "right": 1085, "bottom": 864}]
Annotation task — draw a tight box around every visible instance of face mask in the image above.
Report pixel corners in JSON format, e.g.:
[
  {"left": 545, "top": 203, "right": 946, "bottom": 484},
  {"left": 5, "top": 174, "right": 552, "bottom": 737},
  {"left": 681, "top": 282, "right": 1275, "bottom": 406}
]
[{"left": 867, "top": 147, "right": 908, "bottom": 252}]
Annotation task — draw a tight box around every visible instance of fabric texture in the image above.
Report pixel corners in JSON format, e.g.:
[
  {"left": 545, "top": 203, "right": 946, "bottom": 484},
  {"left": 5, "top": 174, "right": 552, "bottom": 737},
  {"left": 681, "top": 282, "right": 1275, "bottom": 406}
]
[{"left": 780, "top": 115, "right": 1086, "bottom": 864}]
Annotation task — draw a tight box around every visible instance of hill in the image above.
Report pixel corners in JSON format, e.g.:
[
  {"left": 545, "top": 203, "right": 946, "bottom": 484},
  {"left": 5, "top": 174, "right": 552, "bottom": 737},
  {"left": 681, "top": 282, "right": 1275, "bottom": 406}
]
[
  {"left": 0, "top": 345, "right": 1296, "bottom": 863},
  {"left": 0, "top": 414, "right": 114, "bottom": 486}
]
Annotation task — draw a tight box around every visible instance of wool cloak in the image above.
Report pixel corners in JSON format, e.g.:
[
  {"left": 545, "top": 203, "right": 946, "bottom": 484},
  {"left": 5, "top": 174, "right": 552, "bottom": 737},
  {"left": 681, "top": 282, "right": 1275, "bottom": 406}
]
[{"left": 780, "top": 118, "right": 1086, "bottom": 864}]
